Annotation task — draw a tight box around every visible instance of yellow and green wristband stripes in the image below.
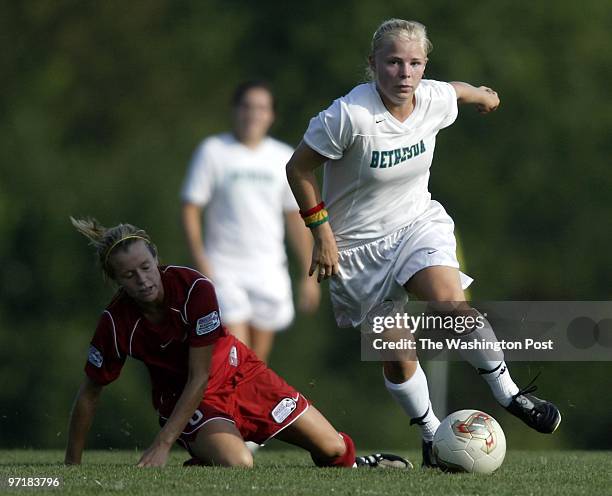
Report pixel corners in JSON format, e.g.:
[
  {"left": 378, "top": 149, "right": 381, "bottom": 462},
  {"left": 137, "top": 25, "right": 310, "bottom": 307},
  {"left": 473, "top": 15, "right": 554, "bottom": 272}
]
[{"left": 300, "top": 201, "right": 329, "bottom": 228}]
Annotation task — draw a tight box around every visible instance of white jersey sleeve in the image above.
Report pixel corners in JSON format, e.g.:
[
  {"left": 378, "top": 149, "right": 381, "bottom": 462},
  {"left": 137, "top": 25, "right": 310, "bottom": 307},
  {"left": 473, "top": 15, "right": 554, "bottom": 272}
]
[
  {"left": 181, "top": 139, "right": 217, "bottom": 206},
  {"left": 303, "top": 98, "right": 354, "bottom": 159},
  {"left": 430, "top": 81, "right": 458, "bottom": 131}
]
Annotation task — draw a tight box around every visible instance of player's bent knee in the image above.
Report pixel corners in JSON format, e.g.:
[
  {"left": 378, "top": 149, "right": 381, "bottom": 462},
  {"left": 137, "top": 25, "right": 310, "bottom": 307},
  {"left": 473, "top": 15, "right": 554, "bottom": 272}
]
[
  {"left": 327, "top": 434, "right": 347, "bottom": 458},
  {"left": 314, "top": 433, "right": 347, "bottom": 461},
  {"left": 312, "top": 432, "right": 355, "bottom": 468},
  {"left": 235, "top": 455, "right": 254, "bottom": 469},
  {"left": 224, "top": 450, "right": 253, "bottom": 468}
]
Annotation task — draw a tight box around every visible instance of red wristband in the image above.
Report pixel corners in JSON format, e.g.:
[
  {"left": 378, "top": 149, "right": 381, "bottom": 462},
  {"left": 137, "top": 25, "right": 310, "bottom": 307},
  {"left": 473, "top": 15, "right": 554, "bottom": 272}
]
[{"left": 300, "top": 202, "right": 325, "bottom": 219}]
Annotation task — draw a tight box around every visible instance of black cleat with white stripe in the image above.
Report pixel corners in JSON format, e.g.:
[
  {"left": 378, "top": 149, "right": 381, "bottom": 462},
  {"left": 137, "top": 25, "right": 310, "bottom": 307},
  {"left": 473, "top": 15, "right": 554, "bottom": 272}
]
[
  {"left": 355, "top": 453, "right": 413, "bottom": 469},
  {"left": 505, "top": 377, "right": 561, "bottom": 434}
]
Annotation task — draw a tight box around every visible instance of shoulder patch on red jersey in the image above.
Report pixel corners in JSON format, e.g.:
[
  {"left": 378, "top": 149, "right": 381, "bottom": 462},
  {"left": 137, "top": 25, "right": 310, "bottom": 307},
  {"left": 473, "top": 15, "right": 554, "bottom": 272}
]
[
  {"left": 88, "top": 345, "right": 104, "bottom": 368},
  {"left": 196, "top": 311, "right": 220, "bottom": 335}
]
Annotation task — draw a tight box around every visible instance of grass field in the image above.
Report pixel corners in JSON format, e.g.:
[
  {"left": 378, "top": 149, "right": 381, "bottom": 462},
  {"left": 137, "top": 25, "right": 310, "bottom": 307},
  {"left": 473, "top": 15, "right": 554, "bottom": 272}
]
[{"left": 0, "top": 449, "right": 610, "bottom": 495}]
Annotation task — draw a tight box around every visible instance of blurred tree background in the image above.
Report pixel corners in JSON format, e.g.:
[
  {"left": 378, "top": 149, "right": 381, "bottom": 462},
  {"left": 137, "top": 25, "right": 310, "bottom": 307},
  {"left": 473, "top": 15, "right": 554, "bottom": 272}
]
[{"left": 1, "top": 0, "right": 611, "bottom": 453}]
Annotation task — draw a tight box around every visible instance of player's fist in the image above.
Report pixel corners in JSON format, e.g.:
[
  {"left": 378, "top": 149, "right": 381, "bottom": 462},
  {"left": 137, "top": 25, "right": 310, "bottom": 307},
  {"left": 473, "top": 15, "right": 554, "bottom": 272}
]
[
  {"left": 309, "top": 223, "right": 339, "bottom": 282},
  {"left": 476, "top": 86, "right": 500, "bottom": 114}
]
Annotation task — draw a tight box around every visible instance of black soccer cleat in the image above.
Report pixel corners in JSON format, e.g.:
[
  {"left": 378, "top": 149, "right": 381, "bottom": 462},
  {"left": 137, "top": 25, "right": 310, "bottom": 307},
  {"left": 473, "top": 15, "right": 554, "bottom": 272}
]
[
  {"left": 421, "top": 440, "right": 439, "bottom": 469},
  {"left": 409, "top": 406, "right": 439, "bottom": 469},
  {"left": 355, "top": 453, "right": 413, "bottom": 469},
  {"left": 505, "top": 376, "right": 561, "bottom": 434}
]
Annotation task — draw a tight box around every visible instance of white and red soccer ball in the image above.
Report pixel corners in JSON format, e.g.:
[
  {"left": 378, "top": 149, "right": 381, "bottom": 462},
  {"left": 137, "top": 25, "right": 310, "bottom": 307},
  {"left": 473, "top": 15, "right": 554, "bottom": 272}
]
[{"left": 433, "top": 409, "right": 506, "bottom": 474}]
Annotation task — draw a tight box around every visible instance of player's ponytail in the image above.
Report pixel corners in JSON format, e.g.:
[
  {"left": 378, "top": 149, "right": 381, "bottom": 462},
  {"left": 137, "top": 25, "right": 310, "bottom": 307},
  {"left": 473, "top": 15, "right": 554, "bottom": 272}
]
[
  {"left": 70, "top": 216, "right": 158, "bottom": 279},
  {"left": 70, "top": 216, "right": 107, "bottom": 246}
]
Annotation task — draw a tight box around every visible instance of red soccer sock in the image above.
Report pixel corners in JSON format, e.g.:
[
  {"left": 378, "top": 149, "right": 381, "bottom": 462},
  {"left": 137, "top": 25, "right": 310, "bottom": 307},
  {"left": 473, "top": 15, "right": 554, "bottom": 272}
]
[{"left": 312, "top": 432, "right": 356, "bottom": 468}]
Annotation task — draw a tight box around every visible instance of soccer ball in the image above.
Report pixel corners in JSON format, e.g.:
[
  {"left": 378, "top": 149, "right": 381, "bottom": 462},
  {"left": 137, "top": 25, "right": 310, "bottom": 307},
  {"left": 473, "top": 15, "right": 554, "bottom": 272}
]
[{"left": 433, "top": 409, "right": 506, "bottom": 474}]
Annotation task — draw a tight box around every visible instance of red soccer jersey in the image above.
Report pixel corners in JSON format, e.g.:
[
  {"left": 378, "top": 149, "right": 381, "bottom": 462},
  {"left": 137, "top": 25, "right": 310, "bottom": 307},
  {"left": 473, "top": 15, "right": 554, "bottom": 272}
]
[{"left": 84, "top": 265, "right": 265, "bottom": 414}]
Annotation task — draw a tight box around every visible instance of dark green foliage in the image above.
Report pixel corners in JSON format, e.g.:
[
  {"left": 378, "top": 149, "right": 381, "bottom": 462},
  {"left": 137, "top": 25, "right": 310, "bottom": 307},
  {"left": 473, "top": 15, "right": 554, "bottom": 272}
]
[{"left": 0, "top": 1, "right": 610, "bottom": 450}]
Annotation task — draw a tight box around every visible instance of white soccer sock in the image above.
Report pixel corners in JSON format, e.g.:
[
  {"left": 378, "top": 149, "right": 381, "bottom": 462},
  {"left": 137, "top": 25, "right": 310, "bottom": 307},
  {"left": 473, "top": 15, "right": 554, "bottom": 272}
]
[
  {"left": 478, "top": 361, "right": 519, "bottom": 407},
  {"left": 456, "top": 313, "right": 505, "bottom": 372},
  {"left": 454, "top": 313, "right": 520, "bottom": 406},
  {"left": 384, "top": 363, "right": 440, "bottom": 441}
]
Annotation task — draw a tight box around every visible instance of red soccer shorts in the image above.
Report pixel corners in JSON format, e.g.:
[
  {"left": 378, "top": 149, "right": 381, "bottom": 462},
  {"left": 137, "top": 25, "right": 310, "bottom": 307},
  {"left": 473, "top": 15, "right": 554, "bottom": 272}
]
[{"left": 159, "top": 345, "right": 310, "bottom": 447}]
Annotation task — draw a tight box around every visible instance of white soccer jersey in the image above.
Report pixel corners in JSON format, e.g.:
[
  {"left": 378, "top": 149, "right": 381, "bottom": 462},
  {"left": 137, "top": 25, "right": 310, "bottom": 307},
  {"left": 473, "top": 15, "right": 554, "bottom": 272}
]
[
  {"left": 181, "top": 133, "right": 297, "bottom": 274},
  {"left": 304, "top": 80, "right": 458, "bottom": 249}
]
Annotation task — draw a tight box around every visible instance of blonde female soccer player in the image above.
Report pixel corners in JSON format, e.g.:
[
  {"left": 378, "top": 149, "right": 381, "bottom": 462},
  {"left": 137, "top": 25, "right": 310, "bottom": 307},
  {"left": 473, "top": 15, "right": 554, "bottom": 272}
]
[
  {"left": 64, "top": 218, "right": 409, "bottom": 469},
  {"left": 286, "top": 19, "right": 561, "bottom": 467}
]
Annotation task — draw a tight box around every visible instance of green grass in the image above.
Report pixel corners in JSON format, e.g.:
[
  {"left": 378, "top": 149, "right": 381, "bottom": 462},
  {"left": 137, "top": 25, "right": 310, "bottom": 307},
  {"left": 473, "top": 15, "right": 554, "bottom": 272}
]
[{"left": 0, "top": 449, "right": 610, "bottom": 495}]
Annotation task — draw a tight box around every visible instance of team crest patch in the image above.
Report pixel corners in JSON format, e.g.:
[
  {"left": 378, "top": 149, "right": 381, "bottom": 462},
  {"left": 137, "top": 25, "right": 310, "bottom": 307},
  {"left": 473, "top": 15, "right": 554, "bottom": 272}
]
[
  {"left": 229, "top": 346, "right": 238, "bottom": 367},
  {"left": 196, "top": 311, "right": 220, "bottom": 336},
  {"left": 271, "top": 397, "right": 297, "bottom": 424},
  {"left": 88, "top": 345, "right": 103, "bottom": 368}
]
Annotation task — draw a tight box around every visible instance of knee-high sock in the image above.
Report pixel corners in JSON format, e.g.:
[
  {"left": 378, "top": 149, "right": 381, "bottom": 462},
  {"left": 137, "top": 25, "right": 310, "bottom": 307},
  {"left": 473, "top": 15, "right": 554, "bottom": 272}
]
[
  {"left": 478, "top": 361, "right": 519, "bottom": 407},
  {"left": 456, "top": 314, "right": 519, "bottom": 406},
  {"left": 312, "top": 432, "right": 356, "bottom": 468},
  {"left": 384, "top": 363, "right": 440, "bottom": 441}
]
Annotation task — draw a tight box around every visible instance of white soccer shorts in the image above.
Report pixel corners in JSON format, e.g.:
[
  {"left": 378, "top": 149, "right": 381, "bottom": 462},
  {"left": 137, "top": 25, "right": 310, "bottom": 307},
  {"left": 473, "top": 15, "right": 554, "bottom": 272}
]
[
  {"left": 329, "top": 200, "right": 473, "bottom": 328},
  {"left": 212, "top": 268, "right": 295, "bottom": 332}
]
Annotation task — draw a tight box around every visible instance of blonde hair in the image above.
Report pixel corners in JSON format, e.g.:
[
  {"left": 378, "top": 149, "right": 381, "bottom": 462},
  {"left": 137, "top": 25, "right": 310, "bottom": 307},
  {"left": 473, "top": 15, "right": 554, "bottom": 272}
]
[
  {"left": 367, "top": 19, "right": 432, "bottom": 80},
  {"left": 70, "top": 217, "right": 157, "bottom": 279}
]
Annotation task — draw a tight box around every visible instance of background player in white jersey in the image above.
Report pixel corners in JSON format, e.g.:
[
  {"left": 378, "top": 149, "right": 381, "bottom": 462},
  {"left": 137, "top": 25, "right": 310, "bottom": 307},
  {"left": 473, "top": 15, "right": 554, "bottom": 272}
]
[
  {"left": 182, "top": 81, "right": 320, "bottom": 364},
  {"left": 286, "top": 19, "right": 561, "bottom": 467}
]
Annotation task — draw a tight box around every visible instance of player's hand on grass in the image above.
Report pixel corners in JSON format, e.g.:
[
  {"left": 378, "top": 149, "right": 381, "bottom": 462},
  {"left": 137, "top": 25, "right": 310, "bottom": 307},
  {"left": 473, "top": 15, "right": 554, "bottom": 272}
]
[
  {"left": 309, "top": 223, "right": 339, "bottom": 282},
  {"left": 476, "top": 86, "right": 500, "bottom": 114},
  {"left": 137, "top": 441, "right": 171, "bottom": 468}
]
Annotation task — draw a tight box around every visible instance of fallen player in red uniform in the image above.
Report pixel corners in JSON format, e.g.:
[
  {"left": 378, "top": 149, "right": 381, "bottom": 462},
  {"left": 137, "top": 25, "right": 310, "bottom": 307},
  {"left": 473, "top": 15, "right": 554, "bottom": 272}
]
[{"left": 64, "top": 217, "right": 410, "bottom": 470}]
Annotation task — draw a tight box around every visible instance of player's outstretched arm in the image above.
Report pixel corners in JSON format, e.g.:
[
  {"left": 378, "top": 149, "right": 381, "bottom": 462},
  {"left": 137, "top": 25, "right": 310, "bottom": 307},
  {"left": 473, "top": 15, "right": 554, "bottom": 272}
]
[
  {"left": 137, "top": 345, "right": 212, "bottom": 468},
  {"left": 450, "top": 82, "right": 500, "bottom": 114},
  {"left": 64, "top": 376, "right": 104, "bottom": 465},
  {"left": 286, "top": 142, "right": 339, "bottom": 282}
]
